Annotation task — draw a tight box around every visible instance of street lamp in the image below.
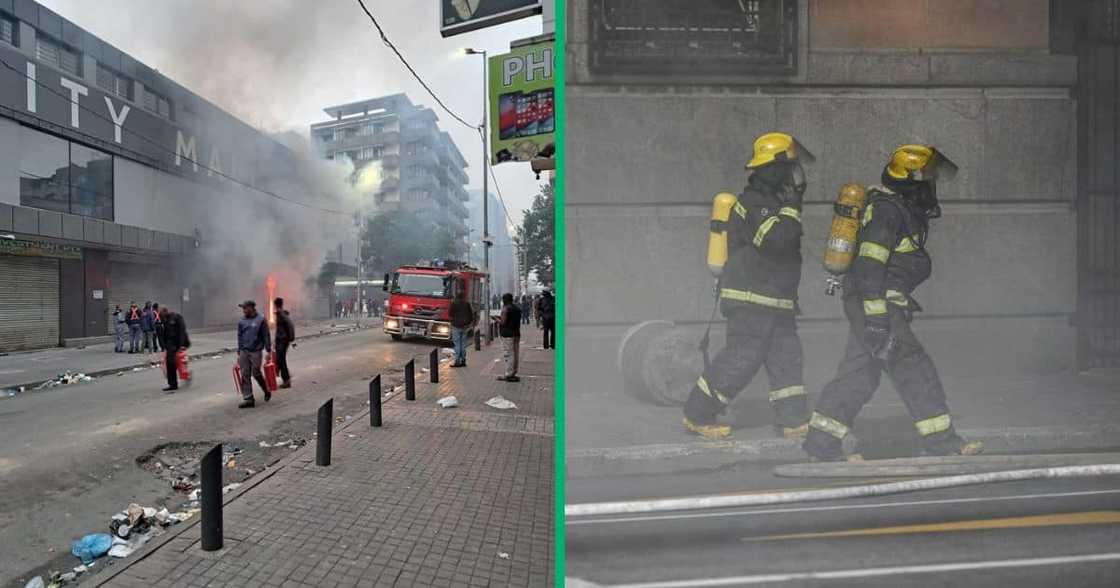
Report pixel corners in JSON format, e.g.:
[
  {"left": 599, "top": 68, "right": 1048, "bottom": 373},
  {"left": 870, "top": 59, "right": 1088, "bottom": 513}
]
[{"left": 464, "top": 47, "right": 493, "bottom": 341}]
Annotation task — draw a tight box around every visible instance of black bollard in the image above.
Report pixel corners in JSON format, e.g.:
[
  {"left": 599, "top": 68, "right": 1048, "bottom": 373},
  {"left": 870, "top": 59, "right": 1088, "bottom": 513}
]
[
  {"left": 475, "top": 329, "right": 481, "bottom": 351},
  {"left": 316, "top": 399, "right": 333, "bottom": 466},
  {"left": 200, "top": 444, "right": 223, "bottom": 551},
  {"left": 430, "top": 348, "right": 439, "bottom": 384},
  {"left": 369, "top": 375, "right": 382, "bottom": 427},
  {"left": 405, "top": 359, "right": 416, "bottom": 401}
]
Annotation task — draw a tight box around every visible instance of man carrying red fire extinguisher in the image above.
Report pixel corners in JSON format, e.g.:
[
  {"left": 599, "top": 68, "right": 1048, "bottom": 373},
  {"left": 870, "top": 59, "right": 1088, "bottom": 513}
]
[
  {"left": 159, "top": 305, "right": 190, "bottom": 393},
  {"left": 237, "top": 300, "right": 273, "bottom": 408}
]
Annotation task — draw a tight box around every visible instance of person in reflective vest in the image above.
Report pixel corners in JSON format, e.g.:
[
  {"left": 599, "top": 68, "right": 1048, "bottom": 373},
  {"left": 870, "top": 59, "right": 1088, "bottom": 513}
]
[
  {"left": 683, "top": 132, "right": 814, "bottom": 441},
  {"left": 803, "top": 145, "right": 983, "bottom": 460}
]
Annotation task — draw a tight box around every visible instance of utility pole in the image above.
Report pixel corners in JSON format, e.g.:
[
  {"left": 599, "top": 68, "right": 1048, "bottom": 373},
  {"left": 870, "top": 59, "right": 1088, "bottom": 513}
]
[{"left": 465, "top": 47, "right": 492, "bottom": 342}]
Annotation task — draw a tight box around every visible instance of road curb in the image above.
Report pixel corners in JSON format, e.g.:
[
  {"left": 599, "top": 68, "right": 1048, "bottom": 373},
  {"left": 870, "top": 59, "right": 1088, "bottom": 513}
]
[
  {"left": 567, "top": 425, "right": 1120, "bottom": 478},
  {"left": 2, "top": 324, "right": 371, "bottom": 397}
]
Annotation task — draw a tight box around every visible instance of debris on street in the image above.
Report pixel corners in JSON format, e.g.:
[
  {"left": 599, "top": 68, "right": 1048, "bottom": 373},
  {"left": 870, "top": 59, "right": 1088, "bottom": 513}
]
[
  {"left": 485, "top": 396, "right": 517, "bottom": 410},
  {"left": 498, "top": 551, "right": 511, "bottom": 560},
  {"left": 23, "top": 576, "right": 44, "bottom": 588},
  {"left": 438, "top": 395, "right": 459, "bottom": 409},
  {"left": 33, "top": 372, "right": 93, "bottom": 390},
  {"left": 2, "top": 386, "right": 23, "bottom": 397},
  {"left": 70, "top": 533, "right": 112, "bottom": 565}
]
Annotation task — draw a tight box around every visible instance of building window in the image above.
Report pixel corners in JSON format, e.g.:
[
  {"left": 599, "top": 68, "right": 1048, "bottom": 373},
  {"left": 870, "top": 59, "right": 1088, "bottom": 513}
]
[
  {"left": 143, "top": 88, "right": 172, "bottom": 119},
  {"left": 0, "top": 14, "right": 16, "bottom": 47},
  {"left": 69, "top": 143, "right": 114, "bottom": 220},
  {"left": 589, "top": 0, "right": 799, "bottom": 77},
  {"left": 19, "top": 127, "right": 70, "bottom": 215},
  {"left": 19, "top": 126, "right": 114, "bottom": 221},
  {"left": 36, "top": 35, "right": 82, "bottom": 77},
  {"left": 97, "top": 65, "right": 133, "bottom": 101}
]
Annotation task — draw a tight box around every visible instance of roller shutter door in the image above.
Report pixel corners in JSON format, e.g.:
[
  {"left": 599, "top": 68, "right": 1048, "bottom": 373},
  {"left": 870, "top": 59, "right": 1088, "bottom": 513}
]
[
  {"left": 106, "top": 262, "right": 179, "bottom": 335},
  {"left": 0, "top": 255, "right": 60, "bottom": 351}
]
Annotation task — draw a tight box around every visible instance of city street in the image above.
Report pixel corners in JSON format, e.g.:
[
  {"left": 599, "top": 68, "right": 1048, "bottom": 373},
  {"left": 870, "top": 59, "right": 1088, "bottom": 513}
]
[
  {"left": 0, "top": 327, "right": 436, "bottom": 586},
  {"left": 567, "top": 466, "right": 1120, "bottom": 587}
]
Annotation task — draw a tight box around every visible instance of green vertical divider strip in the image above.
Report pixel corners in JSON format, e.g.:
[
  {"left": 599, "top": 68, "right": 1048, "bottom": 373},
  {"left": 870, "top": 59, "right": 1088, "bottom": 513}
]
[{"left": 553, "top": 0, "right": 567, "bottom": 584}]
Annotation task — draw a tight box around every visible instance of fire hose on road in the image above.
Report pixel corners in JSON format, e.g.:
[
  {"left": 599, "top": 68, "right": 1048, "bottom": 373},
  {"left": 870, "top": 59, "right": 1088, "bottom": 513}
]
[{"left": 565, "top": 464, "right": 1120, "bottom": 518}]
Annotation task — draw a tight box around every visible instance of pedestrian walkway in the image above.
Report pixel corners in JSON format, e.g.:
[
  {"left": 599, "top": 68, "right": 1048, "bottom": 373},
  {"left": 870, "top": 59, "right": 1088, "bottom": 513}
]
[
  {"left": 569, "top": 369, "right": 1120, "bottom": 476},
  {"left": 0, "top": 319, "right": 366, "bottom": 391},
  {"left": 94, "top": 338, "right": 555, "bottom": 587}
]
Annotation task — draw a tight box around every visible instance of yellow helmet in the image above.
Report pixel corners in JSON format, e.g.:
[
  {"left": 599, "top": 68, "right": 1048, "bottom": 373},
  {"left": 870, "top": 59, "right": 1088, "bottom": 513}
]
[
  {"left": 886, "top": 145, "right": 958, "bottom": 182},
  {"left": 746, "top": 132, "right": 816, "bottom": 169}
]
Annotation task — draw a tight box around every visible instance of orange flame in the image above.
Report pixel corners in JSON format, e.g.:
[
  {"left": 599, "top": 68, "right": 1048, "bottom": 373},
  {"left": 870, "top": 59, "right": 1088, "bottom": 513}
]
[{"left": 266, "top": 274, "right": 277, "bottom": 326}]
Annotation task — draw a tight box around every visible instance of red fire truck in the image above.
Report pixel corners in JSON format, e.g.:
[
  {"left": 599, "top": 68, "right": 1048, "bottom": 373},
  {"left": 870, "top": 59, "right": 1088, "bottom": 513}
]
[{"left": 382, "top": 260, "right": 487, "bottom": 341}]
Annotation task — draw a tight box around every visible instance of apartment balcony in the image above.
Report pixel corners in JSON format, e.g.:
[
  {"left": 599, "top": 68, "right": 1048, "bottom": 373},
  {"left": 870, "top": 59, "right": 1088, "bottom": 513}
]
[
  {"left": 381, "top": 175, "right": 400, "bottom": 190},
  {"left": 402, "top": 147, "right": 440, "bottom": 168},
  {"left": 405, "top": 173, "right": 438, "bottom": 191},
  {"left": 380, "top": 153, "right": 400, "bottom": 169},
  {"left": 322, "top": 130, "right": 401, "bottom": 152}
]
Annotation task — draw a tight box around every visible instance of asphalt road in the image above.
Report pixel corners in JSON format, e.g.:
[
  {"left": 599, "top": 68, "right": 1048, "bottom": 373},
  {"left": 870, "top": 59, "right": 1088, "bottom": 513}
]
[
  {"left": 568, "top": 468, "right": 1120, "bottom": 587},
  {"left": 0, "top": 328, "right": 437, "bottom": 587}
]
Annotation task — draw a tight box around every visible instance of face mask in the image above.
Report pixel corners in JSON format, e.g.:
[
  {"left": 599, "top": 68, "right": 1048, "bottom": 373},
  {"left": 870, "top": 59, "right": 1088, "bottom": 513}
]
[
  {"left": 914, "top": 181, "right": 941, "bottom": 219},
  {"left": 781, "top": 162, "right": 807, "bottom": 203}
]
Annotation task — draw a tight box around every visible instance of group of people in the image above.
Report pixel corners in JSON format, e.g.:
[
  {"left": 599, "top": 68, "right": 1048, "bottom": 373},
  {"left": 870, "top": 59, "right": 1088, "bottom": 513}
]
[
  {"left": 335, "top": 298, "right": 381, "bottom": 319},
  {"left": 516, "top": 293, "right": 556, "bottom": 349},
  {"left": 112, "top": 301, "right": 167, "bottom": 354},
  {"left": 111, "top": 302, "right": 190, "bottom": 390},
  {"left": 683, "top": 132, "right": 983, "bottom": 461}
]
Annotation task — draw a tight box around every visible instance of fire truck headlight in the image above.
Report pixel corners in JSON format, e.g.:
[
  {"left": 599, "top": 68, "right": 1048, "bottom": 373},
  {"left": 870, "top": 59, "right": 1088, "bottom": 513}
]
[
  {"left": 386, "top": 319, "right": 399, "bottom": 329},
  {"left": 436, "top": 325, "right": 449, "bottom": 334}
]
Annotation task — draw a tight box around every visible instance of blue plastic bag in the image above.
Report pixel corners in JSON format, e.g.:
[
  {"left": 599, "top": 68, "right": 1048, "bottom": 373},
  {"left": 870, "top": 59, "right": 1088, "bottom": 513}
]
[{"left": 71, "top": 533, "right": 113, "bottom": 564}]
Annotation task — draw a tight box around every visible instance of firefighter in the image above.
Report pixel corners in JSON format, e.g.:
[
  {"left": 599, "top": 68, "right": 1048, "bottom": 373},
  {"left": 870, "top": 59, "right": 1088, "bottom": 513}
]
[
  {"left": 803, "top": 145, "right": 984, "bottom": 460},
  {"left": 682, "top": 132, "right": 813, "bottom": 440}
]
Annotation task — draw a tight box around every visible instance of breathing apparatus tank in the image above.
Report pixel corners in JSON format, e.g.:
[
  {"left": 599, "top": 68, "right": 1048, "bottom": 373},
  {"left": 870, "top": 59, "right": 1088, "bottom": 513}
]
[
  {"left": 823, "top": 183, "right": 867, "bottom": 295},
  {"left": 707, "top": 192, "right": 738, "bottom": 277}
]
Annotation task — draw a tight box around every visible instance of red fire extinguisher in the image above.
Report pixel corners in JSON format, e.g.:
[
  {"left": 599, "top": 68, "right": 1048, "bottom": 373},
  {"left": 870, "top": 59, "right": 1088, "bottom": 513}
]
[
  {"left": 232, "top": 359, "right": 278, "bottom": 393},
  {"left": 176, "top": 349, "right": 191, "bottom": 382},
  {"left": 264, "top": 356, "right": 279, "bottom": 392},
  {"left": 161, "top": 350, "right": 191, "bottom": 383}
]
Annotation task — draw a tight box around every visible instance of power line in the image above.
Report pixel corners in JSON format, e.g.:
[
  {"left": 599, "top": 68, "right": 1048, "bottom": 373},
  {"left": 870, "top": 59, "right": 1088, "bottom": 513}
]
[
  {"left": 0, "top": 56, "right": 352, "bottom": 217},
  {"left": 354, "top": 0, "right": 480, "bottom": 131}
]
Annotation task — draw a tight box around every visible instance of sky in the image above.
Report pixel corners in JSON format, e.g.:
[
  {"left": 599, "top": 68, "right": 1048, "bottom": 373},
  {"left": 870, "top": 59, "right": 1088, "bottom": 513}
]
[{"left": 39, "top": 0, "right": 545, "bottom": 230}]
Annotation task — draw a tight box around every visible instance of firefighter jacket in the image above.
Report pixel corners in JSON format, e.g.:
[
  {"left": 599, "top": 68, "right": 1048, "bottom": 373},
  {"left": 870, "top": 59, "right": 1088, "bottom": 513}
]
[
  {"left": 720, "top": 178, "right": 803, "bottom": 315},
  {"left": 848, "top": 186, "right": 932, "bottom": 320}
]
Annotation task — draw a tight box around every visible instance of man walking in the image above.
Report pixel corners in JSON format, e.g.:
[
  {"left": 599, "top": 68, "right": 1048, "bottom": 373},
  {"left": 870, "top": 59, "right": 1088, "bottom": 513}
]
[
  {"left": 449, "top": 289, "right": 476, "bottom": 367},
  {"left": 521, "top": 295, "right": 532, "bottom": 325},
  {"left": 112, "top": 305, "right": 127, "bottom": 353},
  {"left": 236, "top": 300, "right": 272, "bottom": 408},
  {"left": 539, "top": 290, "right": 556, "bottom": 350},
  {"left": 159, "top": 305, "right": 190, "bottom": 393},
  {"left": 126, "top": 301, "right": 143, "bottom": 353},
  {"left": 152, "top": 303, "right": 164, "bottom": 352},
  {"left": 497, "top": 293, "right": 522, "bottom": 382},
  {"left": 273, "top": 297, "right": 295, "bottom": 389}
]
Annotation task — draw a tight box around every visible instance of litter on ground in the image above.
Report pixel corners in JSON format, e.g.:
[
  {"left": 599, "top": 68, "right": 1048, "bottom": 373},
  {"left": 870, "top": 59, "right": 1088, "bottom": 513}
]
[
  {"left": 437, "top": 396, "right": 459, "bottom": 409},
  {"left": 485, "top": 396, "right": 517, "bottom": 410}
]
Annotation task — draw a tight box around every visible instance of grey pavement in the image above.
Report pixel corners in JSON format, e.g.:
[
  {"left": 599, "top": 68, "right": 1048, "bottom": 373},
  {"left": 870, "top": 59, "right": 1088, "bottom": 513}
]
[
  {"left": 567, "top": 475, "right": 1120, "bottom": 587},
  {"left": 567, "top": 369, "right": 1120, "bottom": 478},
  {"left": 0, "top": 318, "right": 369, "bottom": 391},
  {"left": 96, "top": 336, "right": 555, "bottom": 587}
]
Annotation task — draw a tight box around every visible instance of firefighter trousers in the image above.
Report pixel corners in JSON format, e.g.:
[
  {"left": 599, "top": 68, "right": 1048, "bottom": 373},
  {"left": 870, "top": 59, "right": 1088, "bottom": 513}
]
[
  {"left": 683, "top": 307, "right": 809, "bottom": 428},
  {"left": 804, "top": 296, "right": 963, "bottom": 459}
]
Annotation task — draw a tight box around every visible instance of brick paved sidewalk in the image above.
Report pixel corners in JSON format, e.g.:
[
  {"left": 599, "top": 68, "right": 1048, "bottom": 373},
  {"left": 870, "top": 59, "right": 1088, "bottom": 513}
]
[{"left": 95, "top": 340, "right": 555, "bottom": 587}]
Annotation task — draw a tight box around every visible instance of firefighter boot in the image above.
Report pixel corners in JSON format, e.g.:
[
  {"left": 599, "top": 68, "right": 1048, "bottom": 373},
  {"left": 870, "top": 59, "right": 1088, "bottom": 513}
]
[
  {"left": 925, "top": 434, "right": 984, "bottom": 457},
  {"left": 683, "top": 417, "right": 732, "bottom": 440},
  {"left": 683, "top": 381, "right": 732, "bottom": 439}
]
